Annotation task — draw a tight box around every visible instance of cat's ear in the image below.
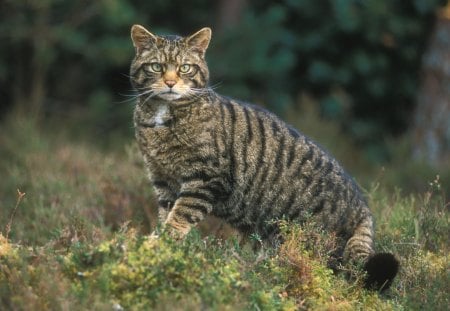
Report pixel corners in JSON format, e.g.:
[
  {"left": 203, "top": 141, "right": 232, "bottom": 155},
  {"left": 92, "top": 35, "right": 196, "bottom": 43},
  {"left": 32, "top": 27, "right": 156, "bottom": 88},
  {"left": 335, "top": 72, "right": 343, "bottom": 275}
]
[
  {"left": 131, "top": 24, "right": 157, "bottom": 54},
  {"left": 186, "top": 27, "right": 212, "bottom": 56}
]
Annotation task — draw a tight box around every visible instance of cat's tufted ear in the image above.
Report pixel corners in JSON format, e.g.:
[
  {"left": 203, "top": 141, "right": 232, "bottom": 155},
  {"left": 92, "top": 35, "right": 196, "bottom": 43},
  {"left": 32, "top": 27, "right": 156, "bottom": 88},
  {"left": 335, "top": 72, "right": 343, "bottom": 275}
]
[
  {"left": 131, "top": 24, "right": 157, "bottom": 54},
  {"left": 186, "top": 27, "right": 212, "bottom": 56}
]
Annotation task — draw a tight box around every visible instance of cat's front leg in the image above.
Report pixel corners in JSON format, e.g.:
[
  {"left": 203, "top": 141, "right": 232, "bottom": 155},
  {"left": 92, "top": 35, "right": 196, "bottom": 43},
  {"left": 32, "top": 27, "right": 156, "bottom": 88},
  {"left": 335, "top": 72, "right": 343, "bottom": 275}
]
[
  {"left": 163, "top": 180, "right": 218, "bottom": 238},
  {"left": 151, "top": 178, "right": 178, "bottom": 225}
]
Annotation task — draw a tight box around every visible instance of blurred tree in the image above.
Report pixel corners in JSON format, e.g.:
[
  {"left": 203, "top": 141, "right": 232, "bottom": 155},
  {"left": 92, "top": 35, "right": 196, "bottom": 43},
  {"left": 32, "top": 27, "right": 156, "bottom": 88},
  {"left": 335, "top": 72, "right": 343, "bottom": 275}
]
[
  {"left": 216, "top": 0, "right": 248, "bottom": 32},
  {"left": 412, "top": 4, "right": 450, "bottom": 167},
  {"left": 0, "top": 0, "right": 447, "bottom": 159},
  {"left": 208, "top": 4, "right": 296, "bottom": 110},
  {"left": 273, "top": 0, "right": 445, "bottom": 161},
  {"left": 0, "top": 0, "right": 137, "bottom": 121}
]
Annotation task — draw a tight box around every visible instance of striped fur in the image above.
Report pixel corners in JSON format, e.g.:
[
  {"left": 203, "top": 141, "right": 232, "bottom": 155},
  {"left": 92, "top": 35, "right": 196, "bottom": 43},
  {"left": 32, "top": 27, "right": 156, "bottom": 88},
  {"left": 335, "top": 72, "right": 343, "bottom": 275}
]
[{"left": 130, "top": 25, "right": 398, "bottom": 290}]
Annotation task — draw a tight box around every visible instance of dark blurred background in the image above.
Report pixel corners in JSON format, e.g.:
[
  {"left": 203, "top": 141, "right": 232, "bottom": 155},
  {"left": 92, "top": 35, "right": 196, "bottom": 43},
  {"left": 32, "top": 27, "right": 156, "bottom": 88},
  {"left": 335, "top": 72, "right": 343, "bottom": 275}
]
[{"left": 0, "top": 0, "right": 449, "bottom": 177}]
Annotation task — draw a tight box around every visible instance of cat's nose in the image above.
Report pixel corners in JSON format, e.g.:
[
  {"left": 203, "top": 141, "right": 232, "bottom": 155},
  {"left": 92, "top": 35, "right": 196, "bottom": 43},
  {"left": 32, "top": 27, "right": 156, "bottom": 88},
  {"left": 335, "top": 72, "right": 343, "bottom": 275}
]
[{"left": 165, "top": 80, "right": 177, "bottom": 88}]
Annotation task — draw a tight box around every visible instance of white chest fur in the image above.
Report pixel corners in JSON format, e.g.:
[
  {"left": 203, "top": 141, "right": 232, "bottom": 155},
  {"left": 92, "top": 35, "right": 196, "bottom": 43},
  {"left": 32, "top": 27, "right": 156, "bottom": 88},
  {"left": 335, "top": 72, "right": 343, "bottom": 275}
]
[{"left": 154, "top": 104, "right": 169, "bottom": 127}]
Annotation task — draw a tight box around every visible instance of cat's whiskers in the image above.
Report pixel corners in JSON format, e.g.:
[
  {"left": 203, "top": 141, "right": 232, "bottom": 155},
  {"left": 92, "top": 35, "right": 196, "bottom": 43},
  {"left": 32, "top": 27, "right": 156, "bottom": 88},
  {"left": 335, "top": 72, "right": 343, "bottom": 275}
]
[
  {"left": 116, "top": 89, "right": 155, "bottom": 104},
  {"left": 185, "top": 89, "right": 208, "bottom": 101},
  {"left": 185, "top": 86, "right": 219, "bottom": 101},
  {"left": 142, "top": 91, "right": 156, "bottom": 105}
]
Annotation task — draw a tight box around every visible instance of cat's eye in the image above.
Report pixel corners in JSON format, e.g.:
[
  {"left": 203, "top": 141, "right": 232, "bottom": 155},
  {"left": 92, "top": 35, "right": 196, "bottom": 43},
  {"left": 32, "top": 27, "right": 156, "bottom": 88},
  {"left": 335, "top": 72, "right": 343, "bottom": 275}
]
[
  {"left": 149, "top": 63, "right": 163, "bottom": 72},
  {"left": 179, "top": 64, "right": 191, "bottom": 73}
]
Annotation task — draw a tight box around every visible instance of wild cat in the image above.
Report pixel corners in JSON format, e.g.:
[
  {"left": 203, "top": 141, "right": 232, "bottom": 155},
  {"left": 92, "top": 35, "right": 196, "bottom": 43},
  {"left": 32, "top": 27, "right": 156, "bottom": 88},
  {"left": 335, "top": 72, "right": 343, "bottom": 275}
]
[{"left": 129, "top": 24, "right": 398, "bottom": 290}]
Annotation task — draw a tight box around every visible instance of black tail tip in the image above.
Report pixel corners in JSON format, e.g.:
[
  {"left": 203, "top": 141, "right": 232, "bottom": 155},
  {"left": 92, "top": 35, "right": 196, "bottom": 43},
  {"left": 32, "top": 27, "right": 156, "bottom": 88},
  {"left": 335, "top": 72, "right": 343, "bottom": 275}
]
[{"left": 364, "top": 252, "right": 399, "bottom": 291}]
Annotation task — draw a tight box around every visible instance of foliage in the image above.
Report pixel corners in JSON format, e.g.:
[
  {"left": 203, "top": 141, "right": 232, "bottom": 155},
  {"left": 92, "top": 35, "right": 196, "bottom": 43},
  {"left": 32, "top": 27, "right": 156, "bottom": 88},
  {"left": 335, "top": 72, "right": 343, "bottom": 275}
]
[
  {"left": 246, "top": 0, "right": 446, "bottom": 160},
  {"left": 0, "top": 116, "right": 449, "bottom": 310},
  {"left": 0, "top": 0, "right": 447, "bottom": 159}
]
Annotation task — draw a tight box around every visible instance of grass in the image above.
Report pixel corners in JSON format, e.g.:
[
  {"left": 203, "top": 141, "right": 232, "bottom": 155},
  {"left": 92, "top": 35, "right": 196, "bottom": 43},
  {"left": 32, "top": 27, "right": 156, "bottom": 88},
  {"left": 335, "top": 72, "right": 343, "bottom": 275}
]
[{"left": 0, "top": 113, "right": 449, "bottom": 310}]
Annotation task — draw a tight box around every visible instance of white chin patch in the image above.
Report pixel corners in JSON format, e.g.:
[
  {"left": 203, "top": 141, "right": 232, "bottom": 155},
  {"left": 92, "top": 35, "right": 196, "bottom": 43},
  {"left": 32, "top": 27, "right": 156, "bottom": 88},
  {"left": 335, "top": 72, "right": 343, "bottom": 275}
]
[{"left": 158, "top": 92, "right": 182, "bottom": 101}]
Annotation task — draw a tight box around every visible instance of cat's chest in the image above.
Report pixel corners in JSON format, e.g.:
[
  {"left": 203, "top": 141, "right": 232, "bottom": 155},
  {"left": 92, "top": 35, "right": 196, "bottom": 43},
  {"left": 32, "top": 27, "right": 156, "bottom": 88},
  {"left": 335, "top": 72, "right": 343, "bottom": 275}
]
[
  {"left": 135, "top": 103, "right": 173, "bottom": 129},
  {"left": 134, "top": 103, "right": 213, "bottom": 162}
]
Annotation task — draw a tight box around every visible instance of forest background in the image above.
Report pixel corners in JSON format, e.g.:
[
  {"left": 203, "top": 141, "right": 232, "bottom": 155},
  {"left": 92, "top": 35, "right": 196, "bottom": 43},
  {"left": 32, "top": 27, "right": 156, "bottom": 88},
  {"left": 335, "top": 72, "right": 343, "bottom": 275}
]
[{"left": 1, "top": 0, "right": 449, "bottom": 167}]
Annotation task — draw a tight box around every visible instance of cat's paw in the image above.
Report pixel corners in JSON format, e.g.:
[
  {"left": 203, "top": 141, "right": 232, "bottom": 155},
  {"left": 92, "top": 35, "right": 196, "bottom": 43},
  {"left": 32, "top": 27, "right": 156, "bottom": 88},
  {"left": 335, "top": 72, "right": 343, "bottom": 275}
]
[{"left": 164, "top": 219, "right": 191, "bottom": 240}]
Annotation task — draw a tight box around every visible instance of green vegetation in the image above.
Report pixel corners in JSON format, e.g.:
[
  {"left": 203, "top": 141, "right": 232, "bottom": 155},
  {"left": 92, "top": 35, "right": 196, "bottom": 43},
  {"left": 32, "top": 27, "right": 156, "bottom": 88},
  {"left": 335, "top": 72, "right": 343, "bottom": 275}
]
[{"left": 1, "top": 114, "right": 448, "bottom": 310}]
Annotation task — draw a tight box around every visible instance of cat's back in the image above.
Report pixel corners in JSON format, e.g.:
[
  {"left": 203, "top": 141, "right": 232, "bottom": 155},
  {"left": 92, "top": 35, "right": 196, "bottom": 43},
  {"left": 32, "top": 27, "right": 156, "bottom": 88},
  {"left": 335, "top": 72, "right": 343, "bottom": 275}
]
[{"left": 211, "top": 95, "right": 369, "bottom": 238}]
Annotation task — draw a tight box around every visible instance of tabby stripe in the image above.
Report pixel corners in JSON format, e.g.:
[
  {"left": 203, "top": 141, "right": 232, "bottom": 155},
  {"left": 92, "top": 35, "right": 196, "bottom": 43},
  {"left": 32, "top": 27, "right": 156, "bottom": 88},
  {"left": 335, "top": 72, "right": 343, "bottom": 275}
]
[
  {"left": 288, "top": 126, "right": 300, "bottom": 138},
  {"left": 165, "top": 42, "right": 172, "bottom": 54},
  {"left": 181, "top": 171, "right": 214, "bottom": 183},
  {"left": 252, "top": 189, "right": 266, "bottom": 215},
  {"left": 136, "top": 128, "right": 148, "bottom": 143},
  {"left": 172, "top": 45, "right": 181, "bottom": 58},
  {"left": 264, "top": 186, "right": 285, "bottom": 219},
  {"left": 247, "top": 115, "right": 267, "bottom": 192},
  {"left": 271, "top": 120, "right": 280, "bottom": 134},
  {"left": 191, "top": 79, "right": 201, "bottom": 89},
  {"left": 311, "top": 180, "right": 324, "bottom": 198},
  {"left": 185, "top": 155, "right": 219, "bottom": 166},
  {"left": 330, "top": 200, "right": 339, "bottom": 214},
  {"left": 158, "top": 200, "right": 172, "bottom": 209},
  {"left": 345, "top": 191, "right": 359, "bottom": 216},
  {"left": 313, "top": 155, "right": 323, "bottom": 171},
  {"left": 312, "top": 199, "right": 326, "bottom": 214},
  {"left": 186, "top": 66, "right": 197, "bottom": 78},
  {"left": 178, "top": 211, "right": 200, "bottom": 224},
  {"left": 198, "top": 181, "right": 230, "bottom": 200},
  {"left": 179, "top": 203, "right": 210, "bottom": 215},
  {"left": 257, "top": 116, "right": 267, "bottom": 168},
  {"left": 337, "top": 205, "right": 354, "bottom": 229},
  {"left": 325, "top": 180, "right": 337, "bottom": 195},
  {"left": 301, "top": 147, "right": 314, "bottom": 166},
  {"left": 241, "top": 112, "right": 266, "bottom": 197},
  {"left": 285, "top": 189, "right": 301, "bottom": 209},
  {"left": 242, "top": 106, "right": 253, "bottom": 174},
  {"left": 179, "top": 191, "right": 215, "bottom": 204},
  {"left": 270, "top": 134, "right": 286, "bottom": 185},
  {"left": 323, "top": 161, "right": 334, "bottom": 176},
  {"left": 136, "top": 63, "right": 148, "bottom": 73},
  {"left": 303, "top": 174, "right": 314, "bottom": 189},
  {"left": 243, "top": 106, "right": 253, "bottom": 141},
  {"left": 348, "top": 245, "right": 372, "bottom": 256},
  {"left": 355, "top": 231, "right": 373, "bottom": 239},
  {"left": 224, "top": 100, "right": 237, "bottom": 183},
  {"left": 153, "top": 180, "right": 170, "bottom": 188},
  {"left": 197, "top": 69, "right": 207, "bottom": 85},
  {"left": 290, "top": 146, "right": 314, "bottom": 180},
  {"left": 286, "top": 141, "right": 296, "bottom": 168},
  {"left": 219, "top": 102, "right": 228, "bottom": 157},
  {"left": 210, "top": 130, "right": 222, "bottom": 160}
]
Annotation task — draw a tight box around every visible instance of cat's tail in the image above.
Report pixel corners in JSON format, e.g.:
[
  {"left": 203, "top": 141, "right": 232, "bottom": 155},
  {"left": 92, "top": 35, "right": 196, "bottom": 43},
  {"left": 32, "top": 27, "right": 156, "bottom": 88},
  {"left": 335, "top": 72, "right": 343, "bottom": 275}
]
[
  {"left": 363, "top": 252, "right": 399, "bottom": 291},
  {"left": 344, "top": 217, "right": 399, "bottom": 291}
]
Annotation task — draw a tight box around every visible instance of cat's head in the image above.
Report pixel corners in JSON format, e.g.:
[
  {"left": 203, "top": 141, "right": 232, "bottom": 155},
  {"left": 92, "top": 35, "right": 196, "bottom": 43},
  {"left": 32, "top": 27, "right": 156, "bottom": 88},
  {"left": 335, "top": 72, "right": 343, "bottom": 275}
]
[{"left": 130, "top": 25, "right": 211, "bottom": 102}]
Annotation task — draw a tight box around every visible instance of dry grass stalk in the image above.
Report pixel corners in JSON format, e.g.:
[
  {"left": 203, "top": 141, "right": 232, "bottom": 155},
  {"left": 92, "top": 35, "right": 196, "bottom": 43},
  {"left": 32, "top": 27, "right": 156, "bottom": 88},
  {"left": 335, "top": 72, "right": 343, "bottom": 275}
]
[{"left": 4, "top": 189, "right": 26, "bottom": 239}]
